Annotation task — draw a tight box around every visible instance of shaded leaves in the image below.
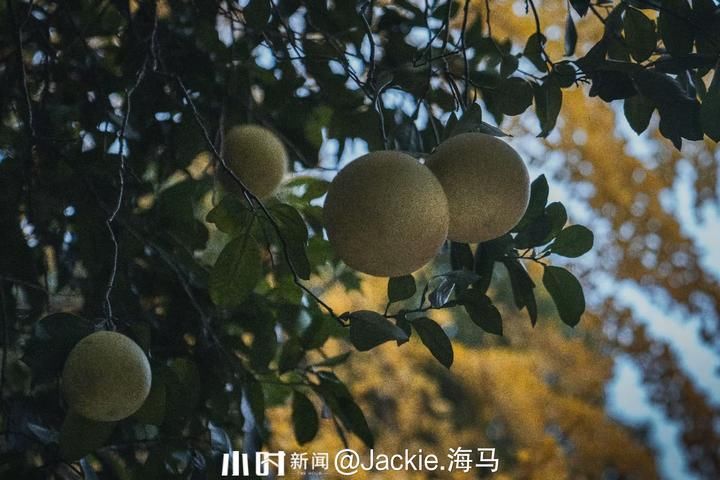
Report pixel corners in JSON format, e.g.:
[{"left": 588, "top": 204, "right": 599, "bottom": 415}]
[
  {"left": 312, "top": 372, "right": 373, "bottom": 447},
  {"left": 460, "top": 289, "right": 503, "bottom": 335},
  {"left": 388, "top": 275, "right": 417, "bottom": 303},
  {"left": 551, "top": 225, "right": 594, "bottom": 258},
  {"left": 292, "top": 391, "right": 319, "bottom": 444},
  {"left": 624, "top": 94, "right": 656, "bottom": 134},
  {"left": 348, "top": 311, "right": 409, "bottom": 351},
  {"left": 534, "top": 77, "right": 563, "bottom": 137},
  {"left": 543, "top": 266, "right": 586, "bottom": 327},
  {"left": 413, "top": 317, "right": 454, "bottom": 368},
  {"left": 59, "top": 412, "right": 116, "bottom": 461},
  {"left": 701, "top": 71, "right": 720, "bottom": 141},
  {"left": 209, "top": 228, "right": 262, "bottom": 307},
  {"left": 623, "top": 8, "right": 657, "bottom": 62}
]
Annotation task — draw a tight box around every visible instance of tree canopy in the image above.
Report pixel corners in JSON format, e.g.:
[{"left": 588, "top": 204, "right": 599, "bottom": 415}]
[{"left": 1, "top": 0, "right": 719, "bottom": 478}]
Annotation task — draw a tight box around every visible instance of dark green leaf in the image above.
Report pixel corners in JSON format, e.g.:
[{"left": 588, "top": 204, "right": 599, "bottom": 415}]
[
  {"left": 473, "top": 243, "right": 496, "bottom": 294},
  {"left": 446, "top": 103, "right": 508, "bottom": 137},
  {"left": 604, "top": 3, "right": 627, "bottom": 38},
  {"left": 24, "top": 313, "right": 94, "bottom": 384},
  {"left": 444, "top": 112, "right": 459, "bottom": 139},
  {"left": 428, "top": 270, "right": 480, "bottom": 308},
  {"left": 534, "top": 77, "right": 563, "bottom": 137},
  {"left": 570, "top": 0, "right": 591, "bottom": 16},
  {"left": 244, "top": 0, "right": 271, "bottom": 26},
  {"left": 263, "top": 378, "right": 293, "bottom": 407},
  {"left": 553, "top": 62, "right": 578, "bottom": 88},
  {"left": 278, "top": 338, "right": 305, "bottom": 373},
  {"left": 209, "top": 229, "right": 262, "bottom": 307},
  {"left": 624, "top": 8, "right": 657, "bottom": 62},
  {"left": 459, "top": 289, "right": 503, "bottom": 335},
  {"left": 163, "top": 358, "right": 202, "bottom": 424},
  {"left": 700, "top": 71, "right": 720, "bottom": 141},
  {"left": 292, "top": 391, "right": 319, "bottom": 444},
  {"left": 543, "top": 202, "right": 568, "bottom": 242},
  {"left": 692, "top": 0, "right": 720, "bottom": 55},
  {"left": 348, "top": 311, "right": 409, "bottom": 351},
  {"left": 310, "top": 351, "right": 352, "bottom": 367},
  {"left": 503, "top": 259, "right": 538, "bottom": 326},
  {"left": 284, "top": 176, "right": 331, "bottom": 201},
  {"left": 429, "top": 277, "right": 455, "bottom": 308},
  {"left": 624, "top": 94, "right": 656, "bottom": 134},
  {"left": 413, "top": 317, "right": 454, "bottom": 368},
  {"left": 313, "top": 371, "right": 373, "bottom": 447},
  {"left": 543, "top": 266, "right": 585, "bottom": 327},
  {"left": 388, "top": 275, "right": 417, "bottom": 303},
  {"left": 206, "top": 195, "right": 254, "bottom": 235},
  {"left": 154, "top": 180, "right": 210, "bottom": 250},
  {"left": 391, "top": 117, "right": 424, "bottom": 152},
  {"left": 550, "top": 225, "right": 594, "bottom": 257},
  {"left": 524, "top": 33, "right": 549, "bottom": 73},
  {"left": 396, "top": 314, "right": 413, "bottom": 344},
  {"left": 133, "top": 378, "right": 167, "bottom": 425},
  {"left": 565, "top": 12, "right": 578, "bottom": 56},
  {"left": 59, "top": 412, "right": 116, "bottom": 461},
  {"left": 652, "top": 54, "right": 717, "bottom": 75},
  {"left": 515, "top": 175, "right": 549, "bottom": 230},
  {"left": 588, "top": 69, "right": 638, "bottom": 101},
  {"left": 246, "top": 306, "right": 279, "bottom": 371},
  {"left": 300, "top": 313, "right": 334, "bottom": 349},
  {"left": 658, "top": 0, "right": 694, "bottom": 55},
  {"left": 270, "top": 203, "right": 311, "bottom": 279},
  {"left": 633, "top": 68, "right": 703, "bottom": 148},
  {"left": 491, "top": 78, "right": 534, "bottom": 116},
  {"left": 657, "top": 102, "right": 703, "bottom": 149},
  {"left": 632, "top": 67, "right": 693, "bottom": 108},
  {"left": 450, "top": 242, "right": 474, "bottom": 271},
  {"left": 500, "top": 55, "right": 519, "bottom": 78},
  {"left": 514, "top": 215, "right": 554, "bottom": 249}
]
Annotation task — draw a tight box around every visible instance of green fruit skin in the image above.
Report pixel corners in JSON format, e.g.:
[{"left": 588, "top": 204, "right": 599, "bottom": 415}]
[
  {"left": 323, "top": 151, "right": 449, "bottom": 277},
  {"left": 220, "top": 124, "right": 288, "bottom": 199},
  {"left": 62, "top": 331, "right": 152, "bottom": 422},
  {"left": 427, "top": 133, "right": 530, "bottom": 243}
]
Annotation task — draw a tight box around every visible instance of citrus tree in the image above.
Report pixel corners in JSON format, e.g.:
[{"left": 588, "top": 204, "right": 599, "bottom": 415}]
[{"left": 0, "top": 0, "right": 718, "bottom": 478}]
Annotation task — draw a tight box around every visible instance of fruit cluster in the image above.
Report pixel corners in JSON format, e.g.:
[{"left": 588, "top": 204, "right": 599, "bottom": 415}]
[
  {"left": 220, "top": 124, "right": 530, "bottom": 277},
  {"left": 60, "top": 125, "right": 530, "bottom": 425}
]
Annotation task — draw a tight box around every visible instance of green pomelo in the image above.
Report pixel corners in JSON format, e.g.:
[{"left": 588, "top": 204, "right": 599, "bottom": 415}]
[
  {"left": 427, "top": 133, "right": 530, "bottom": 242},
  {"left": 220, "top": 124, "right": 288, "bottom": 199},
  {"left": 62, "top": 331, "right": 152, "bottom": 422},
  {"left": 323, "top": 151, "right": 449, "bottom": 277}
]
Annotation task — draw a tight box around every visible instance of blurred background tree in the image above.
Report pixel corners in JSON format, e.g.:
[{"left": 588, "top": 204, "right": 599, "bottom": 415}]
[{"left": 0, "top": 0, "right": 718, "bottom": 479}]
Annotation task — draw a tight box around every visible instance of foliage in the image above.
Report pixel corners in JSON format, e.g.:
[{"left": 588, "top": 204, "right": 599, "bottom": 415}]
[{"left": 0, "top": 0, "right": 718, "bottom": 478}]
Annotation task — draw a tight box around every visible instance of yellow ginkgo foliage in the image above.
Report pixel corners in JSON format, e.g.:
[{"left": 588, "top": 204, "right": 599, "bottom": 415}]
[{"left": 266, "top": 273, "right": 658, "bottom": 479}]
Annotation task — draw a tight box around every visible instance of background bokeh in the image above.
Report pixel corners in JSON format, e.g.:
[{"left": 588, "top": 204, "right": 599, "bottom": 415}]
[{"left": 1, "top": 0, "right": 719, "bottom": 478}]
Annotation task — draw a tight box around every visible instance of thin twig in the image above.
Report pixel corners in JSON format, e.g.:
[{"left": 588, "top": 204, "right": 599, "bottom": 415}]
[
  {"left": 485, "top": 0, "right": 493, "bottom": 36},
  {"left": 459, "top": 0, "right": 471, "bottom": 107},
  {"left": 359, "top": 1, "right": 376, "bottom": 88},
  {"left": 103, "top": 57, "right": 149, "bottom": 328},
  {"left": 7, "top": 0, "right": 37, "bottom": 224}
]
